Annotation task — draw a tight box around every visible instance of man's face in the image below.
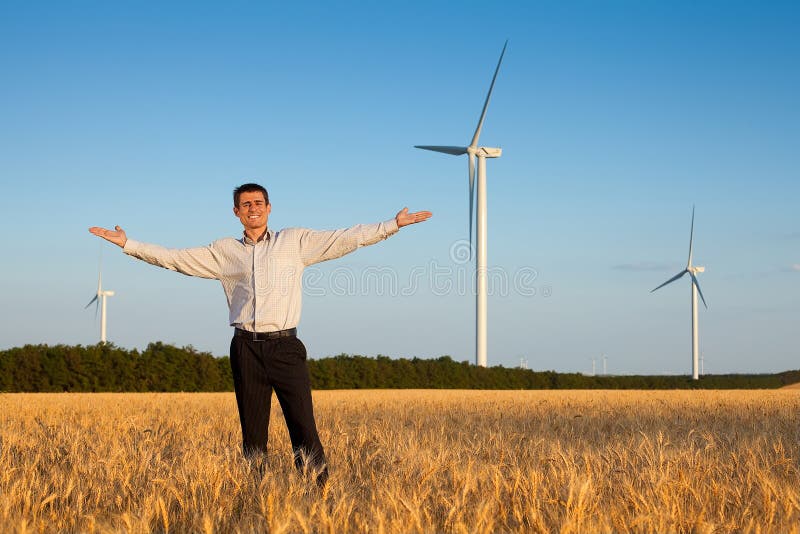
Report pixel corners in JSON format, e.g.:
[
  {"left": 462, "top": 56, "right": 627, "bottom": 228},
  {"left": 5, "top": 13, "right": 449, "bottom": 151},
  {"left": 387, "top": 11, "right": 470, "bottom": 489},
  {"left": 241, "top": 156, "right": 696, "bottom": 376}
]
[{"left": 233, "top": 191, "right": 271, "bottom": 232}]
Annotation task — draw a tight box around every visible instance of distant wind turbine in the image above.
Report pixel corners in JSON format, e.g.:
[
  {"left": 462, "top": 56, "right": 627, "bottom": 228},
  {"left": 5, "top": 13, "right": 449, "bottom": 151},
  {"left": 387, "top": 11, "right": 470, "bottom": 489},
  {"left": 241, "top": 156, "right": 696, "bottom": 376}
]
[
  {"left": 415, "top": 40, "right": 508, "bottom": 367},
  {"left": 85, "top": 265, "right": 115, "bottom": 343},
  {"left": 651, "top": 206, "right": 707, "bottom": 380}
]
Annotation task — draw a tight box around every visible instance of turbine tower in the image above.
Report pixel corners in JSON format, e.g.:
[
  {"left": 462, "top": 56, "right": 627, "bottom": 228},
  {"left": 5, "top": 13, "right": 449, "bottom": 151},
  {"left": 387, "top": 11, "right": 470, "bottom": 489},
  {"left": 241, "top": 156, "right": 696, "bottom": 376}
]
[
  {"left": 415, "top": 41, "right": 507, "bottom": 367},
  {"left": 651, "top": 206, "right": 707, "bottom": 380},
  {"left": 85, "top": 268, "right": 115, "bottom": 343}
]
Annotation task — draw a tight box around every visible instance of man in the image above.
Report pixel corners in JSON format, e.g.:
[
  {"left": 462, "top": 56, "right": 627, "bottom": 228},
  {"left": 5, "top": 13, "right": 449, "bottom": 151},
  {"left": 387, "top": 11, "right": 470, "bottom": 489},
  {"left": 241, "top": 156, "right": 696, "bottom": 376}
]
[{"left": 89, "top": 183, "right": 432, "bottom": 484}]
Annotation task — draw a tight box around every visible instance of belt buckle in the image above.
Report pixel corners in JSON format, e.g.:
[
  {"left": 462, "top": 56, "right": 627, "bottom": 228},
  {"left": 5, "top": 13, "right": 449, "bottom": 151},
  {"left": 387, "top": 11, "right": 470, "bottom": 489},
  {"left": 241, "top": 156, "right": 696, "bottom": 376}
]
[{"left": 252, "top": 331, "right": 265, "bottom": 342}]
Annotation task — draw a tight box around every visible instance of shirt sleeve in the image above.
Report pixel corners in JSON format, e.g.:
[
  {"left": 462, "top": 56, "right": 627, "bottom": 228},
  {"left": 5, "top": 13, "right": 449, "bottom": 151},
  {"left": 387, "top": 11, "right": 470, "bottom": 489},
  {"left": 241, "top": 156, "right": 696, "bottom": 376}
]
[
  {"left": 298, "top": 218, "right": 400, "bottom": 266},
  {"left": 123, "top": 239, "right": 223, "bottom": 280}
]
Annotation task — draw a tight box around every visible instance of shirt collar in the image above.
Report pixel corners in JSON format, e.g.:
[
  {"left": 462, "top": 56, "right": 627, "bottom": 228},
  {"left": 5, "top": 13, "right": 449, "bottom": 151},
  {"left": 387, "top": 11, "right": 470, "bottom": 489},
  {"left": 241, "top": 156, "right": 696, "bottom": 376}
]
[{"left": 242, "top": 228, "right": 271, "bottom": 245}]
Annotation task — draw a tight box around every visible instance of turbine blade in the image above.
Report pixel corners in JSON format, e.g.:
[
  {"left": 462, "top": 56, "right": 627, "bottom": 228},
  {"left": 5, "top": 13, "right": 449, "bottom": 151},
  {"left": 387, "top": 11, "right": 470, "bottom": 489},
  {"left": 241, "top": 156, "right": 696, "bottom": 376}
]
[
  {"left": 691, "top": 272, "right": 708, "bottom": 309},
  {"left": 92, "top": 252, "right": 103, "bottom": 320},
  {"left": 651, "top": 270, "right": 688, "bottom": 293},
  {"left": 414, "top": 145, "right": 468, "bottom": 156},
  {"left": 470, "top": 40, "right": 508, "bottom": 148},
  {"left": 687, "top": 205, "right": 695, "bottom": 267}
]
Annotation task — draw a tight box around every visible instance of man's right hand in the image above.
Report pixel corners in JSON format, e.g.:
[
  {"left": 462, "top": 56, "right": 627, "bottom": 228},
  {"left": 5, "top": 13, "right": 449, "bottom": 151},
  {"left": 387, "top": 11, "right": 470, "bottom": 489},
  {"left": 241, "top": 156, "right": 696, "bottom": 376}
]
[{"left": 88, "top": 225, "right": 128, "bottom": 248}]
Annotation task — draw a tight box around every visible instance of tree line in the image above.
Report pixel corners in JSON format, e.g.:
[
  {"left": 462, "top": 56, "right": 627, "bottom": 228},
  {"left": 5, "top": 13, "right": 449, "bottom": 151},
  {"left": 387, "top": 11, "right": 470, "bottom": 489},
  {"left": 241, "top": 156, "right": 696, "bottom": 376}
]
[{"left": 1, "top": 343, "right": 797, "bottom": 392}]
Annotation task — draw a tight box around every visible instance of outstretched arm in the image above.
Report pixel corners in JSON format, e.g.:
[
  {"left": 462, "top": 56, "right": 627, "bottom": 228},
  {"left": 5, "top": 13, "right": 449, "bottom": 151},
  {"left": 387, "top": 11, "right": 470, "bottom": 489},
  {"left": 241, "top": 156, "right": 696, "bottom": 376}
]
[
  {"left": 395, "top": 208, "right": 433, "bottom": 228},
  {"left": 89, "top": 225, "right": 127, "bottom": 248},
  {"left": 87, "top": 225, "right": 222, "bottom": 280},
  {"left": 299, "top": 208, "right": 433, "bottom": 266}
]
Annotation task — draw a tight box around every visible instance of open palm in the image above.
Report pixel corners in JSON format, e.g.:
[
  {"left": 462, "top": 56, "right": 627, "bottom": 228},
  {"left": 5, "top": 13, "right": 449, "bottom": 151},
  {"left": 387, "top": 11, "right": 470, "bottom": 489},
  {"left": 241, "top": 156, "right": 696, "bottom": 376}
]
[
  {"left": 395, "top": 208, "right": 433, "bottom": 228},
  {"left": 88, "top": 225, "right": 127, "bottom": 248}
]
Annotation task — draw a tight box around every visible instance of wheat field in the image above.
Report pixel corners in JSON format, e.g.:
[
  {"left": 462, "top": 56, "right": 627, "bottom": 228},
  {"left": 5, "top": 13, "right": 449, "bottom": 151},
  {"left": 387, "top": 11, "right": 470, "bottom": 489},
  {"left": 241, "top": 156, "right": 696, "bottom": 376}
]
[{"left": 1, "top": 390, "right": 799, "bottom": 533}]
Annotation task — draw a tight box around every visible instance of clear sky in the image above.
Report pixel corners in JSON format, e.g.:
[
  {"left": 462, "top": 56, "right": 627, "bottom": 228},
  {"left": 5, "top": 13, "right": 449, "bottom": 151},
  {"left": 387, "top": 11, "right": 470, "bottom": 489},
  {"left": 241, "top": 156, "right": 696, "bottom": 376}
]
[{"left": 1, "top": 1, "right": 797, "bottom": 375}]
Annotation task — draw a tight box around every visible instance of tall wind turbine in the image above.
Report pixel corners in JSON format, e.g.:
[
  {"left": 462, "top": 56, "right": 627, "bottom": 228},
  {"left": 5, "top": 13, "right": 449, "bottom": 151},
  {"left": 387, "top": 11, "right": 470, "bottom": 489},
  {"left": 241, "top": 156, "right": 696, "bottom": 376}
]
[
  {"left": 85, "top": 266, "right": 115, "bottom": 343},
  {"left": 415, "top": 41, "right": 507, "bottom": 367},
  {"left": 651, "top": 206, "right": 707, "bottom": 380}
]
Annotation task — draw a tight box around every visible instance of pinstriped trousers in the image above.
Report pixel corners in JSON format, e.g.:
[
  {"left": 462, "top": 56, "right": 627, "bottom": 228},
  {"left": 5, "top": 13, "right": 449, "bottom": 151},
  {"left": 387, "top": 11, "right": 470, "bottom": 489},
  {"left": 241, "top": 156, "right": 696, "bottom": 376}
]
[{"left": 229, "top": 334, "right": 327, "bottom": 483}]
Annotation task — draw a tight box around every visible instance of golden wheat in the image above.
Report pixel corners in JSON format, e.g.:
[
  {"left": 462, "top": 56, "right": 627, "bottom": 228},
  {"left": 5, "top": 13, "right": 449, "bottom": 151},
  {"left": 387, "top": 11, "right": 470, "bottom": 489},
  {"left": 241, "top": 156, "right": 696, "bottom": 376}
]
[{"left": 1, "top": 390, "right": 798, "bottom": 533}]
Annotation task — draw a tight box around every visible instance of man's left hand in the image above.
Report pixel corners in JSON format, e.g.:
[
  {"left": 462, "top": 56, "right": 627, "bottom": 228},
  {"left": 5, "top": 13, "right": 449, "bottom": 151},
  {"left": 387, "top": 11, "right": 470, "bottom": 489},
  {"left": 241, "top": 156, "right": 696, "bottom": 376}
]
[{"left": 396, "top": 208, "right": 433, "bottom": 228}]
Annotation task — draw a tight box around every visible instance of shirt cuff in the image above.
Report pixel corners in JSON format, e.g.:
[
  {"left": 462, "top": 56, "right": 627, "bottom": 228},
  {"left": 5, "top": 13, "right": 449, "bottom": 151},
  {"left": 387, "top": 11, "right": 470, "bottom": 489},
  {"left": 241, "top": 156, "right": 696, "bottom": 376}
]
[
  {"left": 122, "top": 239, "right": 142, "bottom": 255},
  {"left": 385, "top": 218, "right": 399, "bottom": 235}
]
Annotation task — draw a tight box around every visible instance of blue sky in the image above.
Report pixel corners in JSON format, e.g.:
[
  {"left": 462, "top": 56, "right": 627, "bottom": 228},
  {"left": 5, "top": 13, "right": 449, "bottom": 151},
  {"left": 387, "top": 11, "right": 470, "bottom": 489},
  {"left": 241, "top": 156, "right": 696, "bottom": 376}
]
[{"left": 1, "top": 1, "right": 797, "bottom": 374}]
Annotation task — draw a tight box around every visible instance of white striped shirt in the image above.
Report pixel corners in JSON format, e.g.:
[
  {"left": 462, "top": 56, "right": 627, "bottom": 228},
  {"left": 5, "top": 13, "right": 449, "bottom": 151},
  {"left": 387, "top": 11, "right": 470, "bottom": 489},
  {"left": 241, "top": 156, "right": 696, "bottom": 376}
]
[{"left": 123, "top": 219, "right": 399, "bottom": 332}]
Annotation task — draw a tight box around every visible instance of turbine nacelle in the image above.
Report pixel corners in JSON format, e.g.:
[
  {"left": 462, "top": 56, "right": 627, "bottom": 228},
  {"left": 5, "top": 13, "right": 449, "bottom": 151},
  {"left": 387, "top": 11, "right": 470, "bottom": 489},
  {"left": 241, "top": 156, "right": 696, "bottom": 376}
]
[
  {"left": 470, "top": 146, "right": 502, "bottom": 158},
  {"left": 690, "top": 266, "right": 705, "bottom": 274}
]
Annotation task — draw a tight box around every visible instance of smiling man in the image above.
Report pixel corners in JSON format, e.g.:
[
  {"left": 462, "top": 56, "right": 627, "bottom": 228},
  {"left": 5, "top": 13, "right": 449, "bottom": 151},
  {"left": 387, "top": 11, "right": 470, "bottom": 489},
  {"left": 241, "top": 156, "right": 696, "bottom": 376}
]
[{"left": 89, "top": 183, "right": 432, "bottom": 484}]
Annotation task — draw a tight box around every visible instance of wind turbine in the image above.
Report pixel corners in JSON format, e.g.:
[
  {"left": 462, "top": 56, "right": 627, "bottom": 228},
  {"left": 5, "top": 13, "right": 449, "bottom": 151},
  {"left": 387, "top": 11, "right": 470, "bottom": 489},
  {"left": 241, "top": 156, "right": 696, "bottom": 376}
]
[
  {"left": 85, "top": 266, "right": 115, "bottom": 343},
  {"left": 415, "top": 40, "right": 507, "bottom": 367},
  {"left": 651, "top": 206, "right": 707, "bottom": 380}
]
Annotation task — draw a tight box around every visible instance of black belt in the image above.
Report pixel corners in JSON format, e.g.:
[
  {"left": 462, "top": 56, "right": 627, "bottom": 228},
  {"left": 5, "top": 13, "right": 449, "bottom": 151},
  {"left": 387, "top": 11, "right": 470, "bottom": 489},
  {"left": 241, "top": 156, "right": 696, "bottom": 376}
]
[{"left": 235, "top": 327, "right": 297, "bottom": 341}]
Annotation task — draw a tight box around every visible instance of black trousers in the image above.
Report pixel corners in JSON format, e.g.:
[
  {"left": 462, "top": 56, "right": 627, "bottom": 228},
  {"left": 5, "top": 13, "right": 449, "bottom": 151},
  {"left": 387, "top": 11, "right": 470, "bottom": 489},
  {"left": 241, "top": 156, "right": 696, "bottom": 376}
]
[{"left": 229, "top": 333, "right": 327, "bottom": 482}]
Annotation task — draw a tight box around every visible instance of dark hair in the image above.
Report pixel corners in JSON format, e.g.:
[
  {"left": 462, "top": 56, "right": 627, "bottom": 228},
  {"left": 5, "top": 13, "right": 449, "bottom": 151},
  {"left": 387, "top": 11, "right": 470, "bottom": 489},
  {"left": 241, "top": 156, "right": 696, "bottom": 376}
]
[{"left": 233, "top": 183, "right": 269, "bottom": 207}]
